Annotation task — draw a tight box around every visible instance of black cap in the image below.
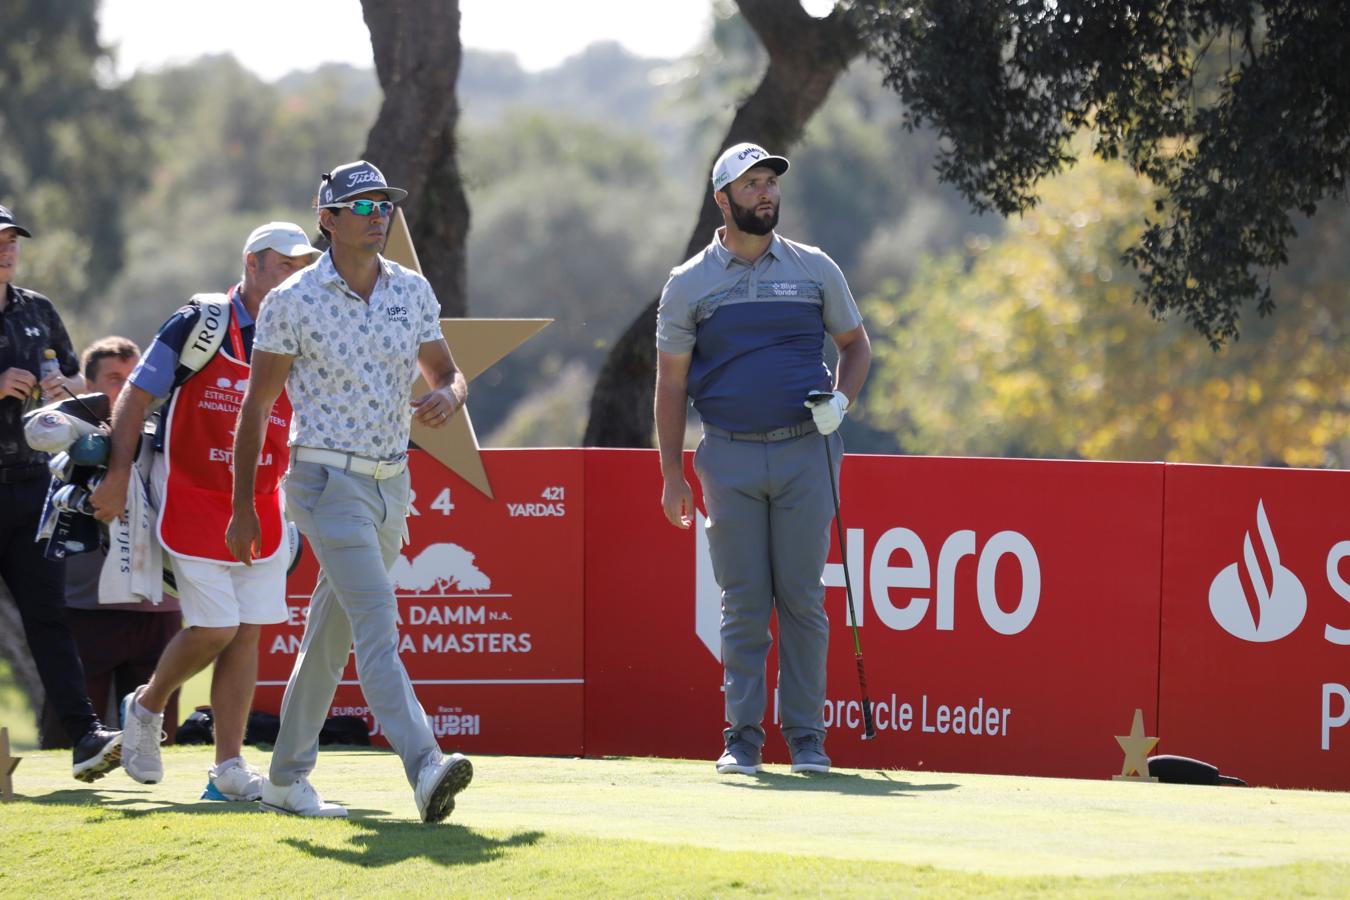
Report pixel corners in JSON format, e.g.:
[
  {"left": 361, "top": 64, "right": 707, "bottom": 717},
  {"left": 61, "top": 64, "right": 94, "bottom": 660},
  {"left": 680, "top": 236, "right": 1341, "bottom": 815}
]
[
  {"left": 0, "top": 205, "right": 32, "bottom": 238},
  {"left": 317, "top": 160, "right": 408, "bottom": 206}
]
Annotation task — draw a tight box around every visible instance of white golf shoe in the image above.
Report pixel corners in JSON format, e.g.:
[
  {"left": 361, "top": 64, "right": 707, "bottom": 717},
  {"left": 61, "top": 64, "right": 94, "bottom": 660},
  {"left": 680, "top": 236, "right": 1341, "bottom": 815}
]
[
  {"left": 209, "top": 757, "right": 267, "bottom": 801},
  {"left": 119, "top": 685, "right": 164, "bottom": 785},
  {"left": 414, "top": 753, "right": 473, "bottom": 824},
  {"left": 259, "top": 776, "right": 348, "bottom": 818}
]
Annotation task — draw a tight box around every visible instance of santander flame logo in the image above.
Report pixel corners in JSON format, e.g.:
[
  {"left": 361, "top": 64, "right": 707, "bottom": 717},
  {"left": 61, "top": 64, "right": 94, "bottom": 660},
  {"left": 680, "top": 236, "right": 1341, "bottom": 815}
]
[{"left": 1208, "top": 500, "right": 1307, "bottom": 642}]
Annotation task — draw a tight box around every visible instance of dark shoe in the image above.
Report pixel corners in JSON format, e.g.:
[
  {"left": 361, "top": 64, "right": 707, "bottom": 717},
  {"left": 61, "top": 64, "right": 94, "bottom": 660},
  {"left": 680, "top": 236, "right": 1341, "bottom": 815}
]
[
  {"left": 789, "top": 733, "right": 831, "bottom": 774},
  {"left": 716, "top": 735, "right": 762, "bottom": 775},
  {"left": 72, "top": 727, "right": 123, "bottom": 783}
]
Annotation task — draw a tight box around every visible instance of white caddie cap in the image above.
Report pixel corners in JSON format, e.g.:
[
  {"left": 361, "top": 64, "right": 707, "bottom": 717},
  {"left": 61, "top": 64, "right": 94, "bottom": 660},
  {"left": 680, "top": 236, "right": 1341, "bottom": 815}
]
[
  {"left": 711, "top": 142, "right": 790, "bottom": 192},
  {"left": 243, "top": 221, "right": 322, "bottom": 258}
]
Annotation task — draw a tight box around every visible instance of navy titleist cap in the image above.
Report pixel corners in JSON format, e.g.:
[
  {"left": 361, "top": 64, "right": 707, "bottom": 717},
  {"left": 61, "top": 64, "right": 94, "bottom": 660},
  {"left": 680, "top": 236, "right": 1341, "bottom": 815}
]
[
  {"left": 711, "top": 143, "right": 790, "bottom": 192},
  {"left": 0, "top": 205, "right": 33, "bottom": 238},
  {"left": 317, "top": 160, "right": 408, "bottom": 207}
]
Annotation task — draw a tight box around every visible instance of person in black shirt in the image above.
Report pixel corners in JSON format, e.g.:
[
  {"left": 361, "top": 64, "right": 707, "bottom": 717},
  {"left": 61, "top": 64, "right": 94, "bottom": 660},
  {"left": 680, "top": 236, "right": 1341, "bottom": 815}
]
[{"left": 0, "top": 204, "right": 122, "bottom": 781}]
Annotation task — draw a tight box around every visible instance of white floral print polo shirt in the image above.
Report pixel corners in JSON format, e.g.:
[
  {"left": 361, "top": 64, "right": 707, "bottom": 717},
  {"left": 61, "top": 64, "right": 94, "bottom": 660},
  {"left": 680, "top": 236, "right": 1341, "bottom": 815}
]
[{"left": 253, "top": 250, "right": 444, "bottom": 459}]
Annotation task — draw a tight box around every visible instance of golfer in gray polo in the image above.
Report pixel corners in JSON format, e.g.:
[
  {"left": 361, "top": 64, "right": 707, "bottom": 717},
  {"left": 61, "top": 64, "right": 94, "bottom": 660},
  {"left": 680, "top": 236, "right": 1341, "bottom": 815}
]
[
  {"left": 656, "top": 143, "right": 871, "bottom": 775},
  {"left": 226, "top": 160, "right": 472, "bottom": 822}
]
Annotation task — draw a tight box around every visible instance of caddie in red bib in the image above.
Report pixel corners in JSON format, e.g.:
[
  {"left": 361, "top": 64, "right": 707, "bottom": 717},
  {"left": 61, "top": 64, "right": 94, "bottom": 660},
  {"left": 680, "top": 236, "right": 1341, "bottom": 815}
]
[
  {"left": 90, "top": 222, "right": 321, "bottom": 803},
  {"left": 158, "top": 304, "right": 291, "bottom": 563}
]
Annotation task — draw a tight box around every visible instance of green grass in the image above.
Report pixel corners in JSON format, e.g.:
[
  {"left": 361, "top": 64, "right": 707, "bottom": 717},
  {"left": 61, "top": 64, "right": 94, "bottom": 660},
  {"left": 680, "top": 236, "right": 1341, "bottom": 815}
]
[
  {"left": 0, "top": 656, "right": 38, "bottom": 750},
  {"left": 3, "top": 746, "right": 1349, "bottom": 896},
  {"left": 173, "top": 666, "right": 212, "bottom": 719}
]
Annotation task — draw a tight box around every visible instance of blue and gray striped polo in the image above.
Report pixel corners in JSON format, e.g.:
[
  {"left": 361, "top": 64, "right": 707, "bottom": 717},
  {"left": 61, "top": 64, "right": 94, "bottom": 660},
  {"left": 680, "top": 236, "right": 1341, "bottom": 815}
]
[{"left": 656, "top": 231, "right": 862, "bottom": 434}]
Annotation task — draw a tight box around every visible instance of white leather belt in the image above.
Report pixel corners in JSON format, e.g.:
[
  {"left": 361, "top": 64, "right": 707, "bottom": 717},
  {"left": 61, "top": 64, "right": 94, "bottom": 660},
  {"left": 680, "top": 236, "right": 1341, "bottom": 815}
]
[{"left": 293, "top": 447, "right": 408, "bottom": 479}]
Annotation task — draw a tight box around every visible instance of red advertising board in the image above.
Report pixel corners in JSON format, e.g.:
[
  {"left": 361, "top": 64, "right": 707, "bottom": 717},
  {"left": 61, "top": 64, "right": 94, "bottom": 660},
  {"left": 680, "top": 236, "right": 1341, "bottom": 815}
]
[
  {"left": 1159, "top": 464, "right": 1350, "bottom": 789},
  {"left": 585, "top": 449, "right": 1166, "bottom": 778},
  {"left": 257, "top": 449, "right": 585, "bottom": 755},
  {"left": 582, "top": 450, "right": 725, "bottom": 759},
  {"left": 247, "top": 446, "right": 1345, "bottom": 789}
]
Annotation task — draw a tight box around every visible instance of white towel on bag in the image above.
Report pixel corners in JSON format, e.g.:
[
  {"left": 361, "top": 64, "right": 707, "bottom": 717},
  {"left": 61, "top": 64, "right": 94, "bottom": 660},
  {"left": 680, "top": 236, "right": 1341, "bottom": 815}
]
[{"left": 99, "top": 453, "right": 163, "bottom": 606}]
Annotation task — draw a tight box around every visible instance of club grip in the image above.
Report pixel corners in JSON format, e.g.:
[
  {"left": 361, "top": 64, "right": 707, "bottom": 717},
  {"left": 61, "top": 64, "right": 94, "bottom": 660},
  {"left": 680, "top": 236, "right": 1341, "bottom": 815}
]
[{"left": 855, "top": 654, "right": 877, "bottom": 740}]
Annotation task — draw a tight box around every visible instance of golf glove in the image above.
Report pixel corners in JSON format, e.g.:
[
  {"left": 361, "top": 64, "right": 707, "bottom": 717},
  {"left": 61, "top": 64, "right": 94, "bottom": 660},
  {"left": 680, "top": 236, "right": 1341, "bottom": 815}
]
[{"left": 807, "top": 390, "right": 849, "bottom": 435}]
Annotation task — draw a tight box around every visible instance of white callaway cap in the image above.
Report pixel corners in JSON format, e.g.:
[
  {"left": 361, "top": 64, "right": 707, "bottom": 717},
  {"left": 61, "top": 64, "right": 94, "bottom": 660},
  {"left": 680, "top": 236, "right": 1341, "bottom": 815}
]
[
  {"left": 711, "top": 142, "right": 790, "bottom": 192},
  {"left": 243, "top": 221, "right": 322, "bottom": 258}
]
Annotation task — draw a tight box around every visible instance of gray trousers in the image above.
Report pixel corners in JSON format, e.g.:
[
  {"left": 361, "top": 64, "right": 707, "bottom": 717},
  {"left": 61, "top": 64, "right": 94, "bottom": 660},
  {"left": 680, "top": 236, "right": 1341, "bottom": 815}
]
[
  {"left": 268, "top": 459, "right": 441, "bottom": 789},
  {"left": 694, "top": 428, "right": 841, "bottom": 748}
]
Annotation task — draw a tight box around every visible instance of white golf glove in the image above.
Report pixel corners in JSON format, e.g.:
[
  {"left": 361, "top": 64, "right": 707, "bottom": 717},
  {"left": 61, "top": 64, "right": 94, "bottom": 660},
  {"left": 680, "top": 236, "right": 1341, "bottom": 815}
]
[{"left": 806, "top": 390, "right": 849, "bottom": 435}]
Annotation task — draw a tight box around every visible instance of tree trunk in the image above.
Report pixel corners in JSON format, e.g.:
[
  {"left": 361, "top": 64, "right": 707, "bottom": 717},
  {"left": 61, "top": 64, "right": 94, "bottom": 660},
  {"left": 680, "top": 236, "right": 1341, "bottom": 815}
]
[
  {"left": 360, "top": 0, "right": 469, "bottom": 317},
  {"left": 582, "top": 0, "right": 862, "bottom": 447}
]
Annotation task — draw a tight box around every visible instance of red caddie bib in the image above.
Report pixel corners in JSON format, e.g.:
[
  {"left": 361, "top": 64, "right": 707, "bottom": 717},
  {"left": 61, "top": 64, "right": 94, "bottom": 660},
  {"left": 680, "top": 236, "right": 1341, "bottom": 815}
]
[{"left": 157, "top": 306, "right": 292, "bottom": 563}]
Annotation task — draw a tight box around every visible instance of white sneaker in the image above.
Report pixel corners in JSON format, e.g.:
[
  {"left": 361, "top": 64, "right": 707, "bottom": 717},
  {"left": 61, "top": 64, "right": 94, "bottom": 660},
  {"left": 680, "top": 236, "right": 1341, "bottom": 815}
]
[
  {"left": 414, "top": 753, "right": 473, "bottom": 824},
  {"left": 259, "top": 777, "right": 348, "bottom": 818},
  {"left": 119, "top": 686, "right": 164, "bottom": 785},
  {"left": 209, "top": 757, "right": 267, "bottom": 801}
]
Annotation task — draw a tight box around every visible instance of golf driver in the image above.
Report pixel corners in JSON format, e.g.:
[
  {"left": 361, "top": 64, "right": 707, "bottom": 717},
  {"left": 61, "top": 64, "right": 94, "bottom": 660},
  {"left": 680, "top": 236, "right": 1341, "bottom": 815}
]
[
  {"left": 806, "top": 390, "right": 877, "bottom": 741},
  {"left": 59, "top": 384, "right": 110, "bottom": 424}
]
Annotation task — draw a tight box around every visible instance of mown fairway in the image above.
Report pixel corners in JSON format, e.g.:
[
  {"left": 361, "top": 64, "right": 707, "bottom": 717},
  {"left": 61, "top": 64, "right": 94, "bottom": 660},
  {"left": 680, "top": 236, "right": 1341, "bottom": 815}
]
[{"left": 2, "top": 746, "right": 1348, "bottom": 897}]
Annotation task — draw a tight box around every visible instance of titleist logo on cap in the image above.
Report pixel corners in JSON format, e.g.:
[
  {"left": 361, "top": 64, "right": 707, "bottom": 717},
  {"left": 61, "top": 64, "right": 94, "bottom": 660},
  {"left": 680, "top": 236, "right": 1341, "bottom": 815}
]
[
  {"left": 318, "top": 160, "right": 407, "bottom": 206},
  {"left": 347, "top": 169, "right": 382, "bottom": 188}
]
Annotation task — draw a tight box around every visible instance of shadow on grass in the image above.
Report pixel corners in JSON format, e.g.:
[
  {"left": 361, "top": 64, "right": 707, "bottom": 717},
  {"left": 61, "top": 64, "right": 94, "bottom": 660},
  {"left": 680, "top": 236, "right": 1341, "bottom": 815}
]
[
  {"left": 282, "top": 819, "right": 544, "bottom": 868},
  {"left": 24, "top": 785, "right": 541, "bottom": 869},
  {"left": 22, "top": 787, "right": 392, "bottom": 818},
  {"left": 722, "top": 770, "right": 960, "bottom": 797}
]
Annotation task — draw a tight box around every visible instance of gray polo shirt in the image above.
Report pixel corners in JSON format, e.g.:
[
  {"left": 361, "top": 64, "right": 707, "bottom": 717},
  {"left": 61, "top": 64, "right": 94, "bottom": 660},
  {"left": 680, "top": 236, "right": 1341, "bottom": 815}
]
[
  {"left": 253, "top": 250, "right": 443, "bottom": 459},
  {"left": 656, "top": 230, "right": 862, "bottom": 433}
]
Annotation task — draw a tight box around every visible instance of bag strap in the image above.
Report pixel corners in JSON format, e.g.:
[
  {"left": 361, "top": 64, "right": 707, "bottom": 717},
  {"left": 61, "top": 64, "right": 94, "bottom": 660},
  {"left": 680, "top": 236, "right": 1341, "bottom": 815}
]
[
  {"left": 144, "top": 292, "right": 232, "bottom": 420},
  {"left": 177, "top": 293, "right": 231, "bottom": 375}
]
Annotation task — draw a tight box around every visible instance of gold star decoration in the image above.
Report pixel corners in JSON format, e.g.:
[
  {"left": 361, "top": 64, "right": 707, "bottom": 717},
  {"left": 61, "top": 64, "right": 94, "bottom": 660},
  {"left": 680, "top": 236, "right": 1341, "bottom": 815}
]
[
  {"left": 1112, "top": 708, "right": 1160, "bottom": 782},
  {"left": 1, "top": 727, "right": 21, "bottom": 802},
  {"left": 384, "top": 209, "right": 549, "bottom": 499}
]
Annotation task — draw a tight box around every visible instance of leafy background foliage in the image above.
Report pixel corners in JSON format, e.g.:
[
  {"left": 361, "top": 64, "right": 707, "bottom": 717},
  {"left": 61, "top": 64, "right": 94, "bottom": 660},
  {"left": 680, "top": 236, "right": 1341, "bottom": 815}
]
[
  {"left": 857, "top": 1, "right": 1350, "bottom": 348},
  {"left": 2, "top": 1, "right": 1347, "bottom": 464}
]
